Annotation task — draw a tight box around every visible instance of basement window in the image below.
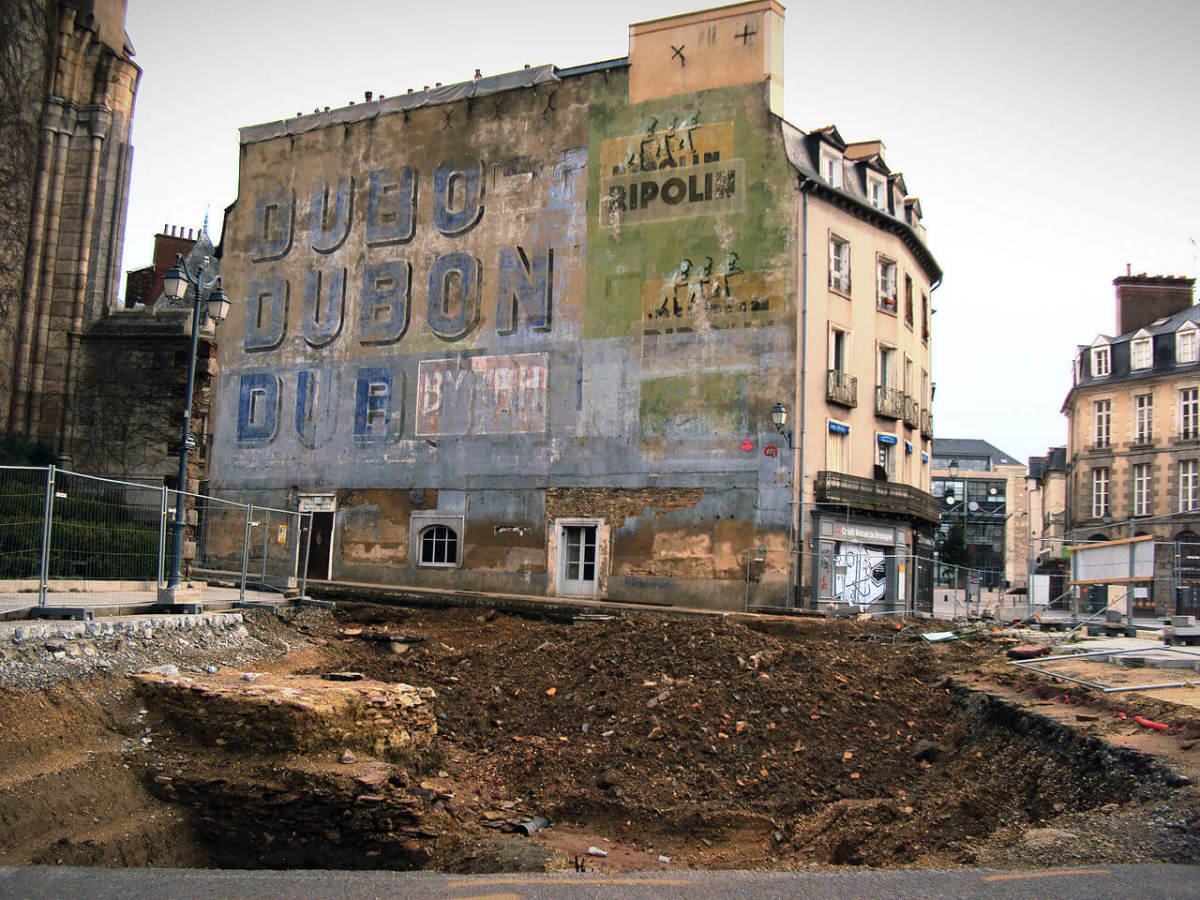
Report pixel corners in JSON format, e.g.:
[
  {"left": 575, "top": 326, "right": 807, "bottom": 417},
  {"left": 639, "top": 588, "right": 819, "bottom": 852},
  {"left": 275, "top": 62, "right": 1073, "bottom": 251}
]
[{"left": 419, "top": 524, "right": 458, "bottom": 567}]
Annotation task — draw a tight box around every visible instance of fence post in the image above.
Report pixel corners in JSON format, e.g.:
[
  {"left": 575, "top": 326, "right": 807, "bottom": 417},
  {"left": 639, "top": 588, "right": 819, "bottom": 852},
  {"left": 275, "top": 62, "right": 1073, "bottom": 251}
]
[
  {"left": 300, "top": 511, "right": 313, "bottom": 601},
  {"left": 157, "top": 485, "right": 168, "bottom": 589},
  {"left": 38, "top": 465, "right": 56, "bottom": 608},
  {"left": 260, "top": 509, "right": 270, "bottom": 586},
  {"left": 239, "top": 504, "right": 252, "bottom": 603}
]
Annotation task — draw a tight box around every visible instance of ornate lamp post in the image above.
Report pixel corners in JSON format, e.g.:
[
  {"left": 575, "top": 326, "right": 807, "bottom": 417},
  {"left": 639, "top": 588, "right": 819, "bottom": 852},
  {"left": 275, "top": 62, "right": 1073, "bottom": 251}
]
[{"left": 160, "top": 252, "right": 230, "bottom": 598}]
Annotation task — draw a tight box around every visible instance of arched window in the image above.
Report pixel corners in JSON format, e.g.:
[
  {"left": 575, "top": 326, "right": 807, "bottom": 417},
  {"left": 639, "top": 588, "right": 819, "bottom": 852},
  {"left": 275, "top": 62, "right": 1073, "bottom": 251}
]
[{"left": 419, "top": 524, "right": 458, "bottom": 566}]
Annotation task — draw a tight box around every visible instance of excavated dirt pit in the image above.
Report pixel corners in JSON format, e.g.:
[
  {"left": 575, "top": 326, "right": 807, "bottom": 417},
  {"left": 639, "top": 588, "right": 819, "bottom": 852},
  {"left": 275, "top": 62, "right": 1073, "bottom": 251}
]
[{"left": 1, "top": 603, "right": 1199, "bottom": 872}]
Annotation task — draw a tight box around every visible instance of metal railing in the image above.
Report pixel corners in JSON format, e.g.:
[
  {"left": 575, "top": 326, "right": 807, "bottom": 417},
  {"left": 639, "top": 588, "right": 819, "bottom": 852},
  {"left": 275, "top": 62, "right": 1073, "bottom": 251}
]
[
  {"left": 903, "top": 395, "right": 920, "bottom": 429},
  {"left": 874, "top": 385, "right": 903, "bottom": 419},
  {"left": 920, "top": 409, "right": 933, "bottom": 439},
  {"left": 825, "top": 369, "right": 857, "bottom": 407},
  {"left": 0, "top": 465, "right": 312, "bottom": 609},
  {"left": 815, "top": 470, "right": 941, "bottom": 524}
]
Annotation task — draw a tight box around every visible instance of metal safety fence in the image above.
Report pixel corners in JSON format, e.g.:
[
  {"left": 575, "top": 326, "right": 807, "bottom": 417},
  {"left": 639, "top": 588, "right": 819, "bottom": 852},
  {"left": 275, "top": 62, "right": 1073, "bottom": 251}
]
[{"left": 0, "top": 465, "right": 312, "bottom": 611}]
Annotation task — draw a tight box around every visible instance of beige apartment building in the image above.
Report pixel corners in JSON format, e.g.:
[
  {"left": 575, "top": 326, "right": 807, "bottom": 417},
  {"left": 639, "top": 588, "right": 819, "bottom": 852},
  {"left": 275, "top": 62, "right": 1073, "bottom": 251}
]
[
  {"left": 1063, "top": 273, "right": 1200, "bottom": 615},
  {"left": 794, "top": 128, "right": 941, "bottom": 609}
]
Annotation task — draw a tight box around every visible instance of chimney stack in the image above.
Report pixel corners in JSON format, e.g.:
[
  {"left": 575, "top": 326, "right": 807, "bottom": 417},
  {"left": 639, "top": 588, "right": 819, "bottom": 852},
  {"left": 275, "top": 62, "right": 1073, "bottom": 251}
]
[{"left": 1114, "top": 273, "right": 1196, "bottom": 334}]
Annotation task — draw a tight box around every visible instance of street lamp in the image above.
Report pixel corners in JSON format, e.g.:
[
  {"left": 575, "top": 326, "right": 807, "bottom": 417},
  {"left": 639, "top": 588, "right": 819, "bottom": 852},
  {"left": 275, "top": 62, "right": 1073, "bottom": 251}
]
[
  {"left": 161, "top": 251, "right": 231, "bottom": 597},
  {"left": 770, "top": 402, "right": 794, "bottom": 449}
]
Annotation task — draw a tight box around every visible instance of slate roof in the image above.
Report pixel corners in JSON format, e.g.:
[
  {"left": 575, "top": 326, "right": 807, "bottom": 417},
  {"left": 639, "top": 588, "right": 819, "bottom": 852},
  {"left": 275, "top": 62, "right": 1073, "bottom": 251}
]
[
  {"left": 779, "top": 121, "right": 941, "bottom": 283},
  {"left": 932, "top": 438, "right": 1021, "bottom": 468},
  {"left": 1072, "top": 302, "right": 1200, "bottom": 391}
]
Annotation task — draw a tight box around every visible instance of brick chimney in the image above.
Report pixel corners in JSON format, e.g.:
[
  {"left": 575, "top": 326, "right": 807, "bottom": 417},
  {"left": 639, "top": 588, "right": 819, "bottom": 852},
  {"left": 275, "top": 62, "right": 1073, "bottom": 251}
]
[
  {"left": 124, "top": 225, "right": 198, "bottom": 307},
  {"left": 1114, "top": 270, "right": 1195, "bottom": 335}
]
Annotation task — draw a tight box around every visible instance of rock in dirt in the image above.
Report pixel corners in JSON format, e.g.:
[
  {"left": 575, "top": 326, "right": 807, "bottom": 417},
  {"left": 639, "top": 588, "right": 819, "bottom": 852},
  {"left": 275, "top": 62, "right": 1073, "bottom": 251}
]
[
  {"left": 597, "top": 769, "right": 621, "bottom": 790},
  {"left": 910, "top": 740, "right": 945, "bottom": 763},
  {"left": 339, "top": 749, "right": 357, "bottom": 764},
  {"left": 144, "top": 664, "right": 181, "bottom": 677},
  {"left": 587, "top": 846, "right": 608, "bottom": 857},
  {"left": 1007, "top": 644, "right": 1052, "bottom": 660},
  {"left": 323, "top": 671, "right": 365, "bottom": 682},
  {"left": 1022, "top": 827, "right": 1078, "bottom": 849}
]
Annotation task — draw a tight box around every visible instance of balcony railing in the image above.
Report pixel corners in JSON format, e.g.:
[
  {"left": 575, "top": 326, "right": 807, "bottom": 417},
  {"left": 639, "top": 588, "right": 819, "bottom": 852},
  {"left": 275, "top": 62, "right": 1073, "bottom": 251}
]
[
  {"left": 903, "top": 395, "right": 920, "bottom": 429},
  {"left": 875, "top": 385, "right": 903, "bottom": 419},
  {"left": 920, "top": 409, "right": 933, "bottom": 439},
  {"left": 815, "top": 470, "right": 941, "bottom": 524},
  {"left": 826, "top": 369, "right": 857, "bottom": 407}
]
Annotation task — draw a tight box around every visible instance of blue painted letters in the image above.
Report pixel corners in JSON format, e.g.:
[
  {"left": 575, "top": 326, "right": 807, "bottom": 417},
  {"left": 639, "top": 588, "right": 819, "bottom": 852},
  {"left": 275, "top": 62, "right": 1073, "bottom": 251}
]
[
  {"left": 311, "top": 176, "right": 354, "bottom": 253},
  {"left": 367, "top": 167, "right": 416, "bottom": 246},
  {"left": 433, "top": 159, "right": 484, "bottom": 236},
  {"left": 244, "top": 275, "right": 288, "bottom": 351},
  {"left": 237, "top": 372, "right": 280, "bottom": 444},
  {"left": 354, "top": 367, "right": 404, "bottom": 444},
  {"left": 359, "top": 261, "right": 411, "bottom": 345},
  {"left": 251, "top": 189, "right": 294, "bottom": 262},
  {"left": 303, "top": 267, "right": 346, "bottom": 347},
  {"left": 496, "top": 246, "right": 553, "bottom": 334},
  {"left": 428, "top": 252, "right": 481, "bottom": 341}
]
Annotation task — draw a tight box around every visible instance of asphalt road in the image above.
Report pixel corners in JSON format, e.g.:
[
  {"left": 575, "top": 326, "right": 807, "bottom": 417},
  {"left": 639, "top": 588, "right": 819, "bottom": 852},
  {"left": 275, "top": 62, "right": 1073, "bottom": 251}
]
[{"left": 2, "top": 865, "right": 1198, "bottom": 899}]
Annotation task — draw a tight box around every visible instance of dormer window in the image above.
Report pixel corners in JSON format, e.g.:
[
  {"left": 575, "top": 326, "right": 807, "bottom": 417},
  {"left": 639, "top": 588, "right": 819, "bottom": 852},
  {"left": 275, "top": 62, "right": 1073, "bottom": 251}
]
[
  {"left": 868, "top": 176, "right": 886, "bottom": 210},
  {"left": 1131, "top": 335, "right": 1152, "bottom": 370},
  {"left": 1092, "top": 345, "right": 1111, "bottom": 377},
  {"left": 820, "top": 151, "right": 842, "bottom": 188},
  {"left": 1178, "top": 325, "right": 1198, "bottom": 364}
]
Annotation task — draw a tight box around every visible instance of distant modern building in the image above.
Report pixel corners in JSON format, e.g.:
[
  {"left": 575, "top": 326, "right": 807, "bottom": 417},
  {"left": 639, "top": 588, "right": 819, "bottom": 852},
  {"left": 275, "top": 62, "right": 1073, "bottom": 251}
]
[
  {"left": 1062, "top": 271, "right": 1199, "bottom": 616},
  {"left": 931, "top": 438, "right": 1029, "bottom": 591},
  {"left": 208, "top": 1, "right": 942, "bottom": 612}
]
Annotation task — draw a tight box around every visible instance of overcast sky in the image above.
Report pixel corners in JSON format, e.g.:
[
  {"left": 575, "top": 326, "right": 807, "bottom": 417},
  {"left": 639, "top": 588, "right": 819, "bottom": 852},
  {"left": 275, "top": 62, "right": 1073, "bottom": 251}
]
[{"left": 121, "top": 0, "right": 1200, "bottom": 465}]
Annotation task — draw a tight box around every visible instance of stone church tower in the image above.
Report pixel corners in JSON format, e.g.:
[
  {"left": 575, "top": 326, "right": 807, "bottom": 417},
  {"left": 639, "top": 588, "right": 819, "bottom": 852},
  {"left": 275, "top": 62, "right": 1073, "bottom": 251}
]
[{"left": 0, "top": 0, "right": 140, "bottom": 459}]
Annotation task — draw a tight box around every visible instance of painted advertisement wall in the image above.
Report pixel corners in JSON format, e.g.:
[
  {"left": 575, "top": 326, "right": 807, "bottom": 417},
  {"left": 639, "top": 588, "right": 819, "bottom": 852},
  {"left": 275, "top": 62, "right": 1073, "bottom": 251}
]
[{"left": 210, "top": 65, "right": 799, "bottom": 606}]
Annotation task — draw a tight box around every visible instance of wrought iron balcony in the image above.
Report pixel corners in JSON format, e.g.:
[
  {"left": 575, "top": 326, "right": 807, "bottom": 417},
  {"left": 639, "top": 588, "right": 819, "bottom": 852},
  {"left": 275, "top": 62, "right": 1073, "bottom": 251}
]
[
  {"left": 815, "top": 470, "right": 941, "bottom": 524},
  {"left": 920, "top": 409, "right": 933, "bottom": 439},
  {"left": 826, "top": 369, "right": 857, "bottom": 407},
  {"left": 875, "top": 385, "right": 903, "bottom": 419},
  {"left": 903, "top": 395, "right": 920, "bottom": 429}
]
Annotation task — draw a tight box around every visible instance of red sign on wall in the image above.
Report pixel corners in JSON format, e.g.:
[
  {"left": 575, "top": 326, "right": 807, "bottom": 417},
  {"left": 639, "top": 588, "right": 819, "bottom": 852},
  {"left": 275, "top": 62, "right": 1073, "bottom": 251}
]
[{"left": 740, "top": 439, "right": 754, "bottom": 452}]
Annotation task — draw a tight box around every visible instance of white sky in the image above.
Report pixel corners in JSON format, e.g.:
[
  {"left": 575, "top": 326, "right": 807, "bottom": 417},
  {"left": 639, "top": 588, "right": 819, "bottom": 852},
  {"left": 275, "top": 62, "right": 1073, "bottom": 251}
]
[{"left": 121, "top": 0, "right": 1200, "bottom": 465}]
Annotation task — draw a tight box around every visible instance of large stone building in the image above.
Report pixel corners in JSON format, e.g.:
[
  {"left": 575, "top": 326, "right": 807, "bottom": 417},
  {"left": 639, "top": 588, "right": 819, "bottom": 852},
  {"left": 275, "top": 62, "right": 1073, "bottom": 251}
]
[
  {"left": 930, "top": 439, "right": 1030, "bottom": 591},
  {"left": 0, "top": 2, "right": 218, "bottom": 492},
  {"left": 1063, "top": 271, "right": 1199, "bottom": 615},
  {"left": 0, "top": 0, "right": 140, "bottom": 457},
  {"left": 210, "top": 0, "right": 941, "bottom": 610}
]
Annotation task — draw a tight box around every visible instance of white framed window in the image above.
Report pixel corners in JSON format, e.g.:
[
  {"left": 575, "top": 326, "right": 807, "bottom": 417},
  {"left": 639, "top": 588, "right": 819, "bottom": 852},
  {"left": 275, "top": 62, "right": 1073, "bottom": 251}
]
[
  {"left": 1131, "top": 336, "right": 1152, "bottom": 370},
  {"left": 1182, "top": 388, "right": 1200, "bottom": 439},
  {"left": 820, "top": 151, "right": 842, "bottom": 188},
  {"left": 1181, "top": 460, "right": 1200, "bottom": 512},
  {"left": 1178, "top": 326, "right": 1198, "bottom": 364},
  {"left": 1134, "top": 393, "right": 1153, "bottom": 443},
  {"left": 828, "top": 235, "right": 851, "bottom": 294},
  {"left": 1094, "top": 398, "right": 1111, "bottom": 448},
  {"left": 876, "top": 256, "right": 897, "bottom": 313},
  {"left": 868, "top": 176, "right": 886, "bottom": 210},
  {"left": 1133, "top": 463, "right": 1151, "bottom": 516},
  {"left": 826, "top": 421, "right": 849, "bottom": 473},
  {"left": 829, "top": 327, "right": 848, "bottom": 372},
  {"left": 1092, "top": 467, "right": 1110, "bottom": 518},
  {"left": 419, "top": 524, "right": 459, "bottom": 567},
  {"left": 1092, "top": 345, "right": 1111, "bottom": 377},
  {"left": 878, "top": 344, "right": 896, "bottom": 389}
]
